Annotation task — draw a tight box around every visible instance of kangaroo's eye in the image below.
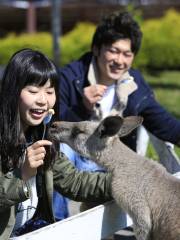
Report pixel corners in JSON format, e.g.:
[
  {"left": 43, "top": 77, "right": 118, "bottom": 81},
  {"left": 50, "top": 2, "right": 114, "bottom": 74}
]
[{"left": 72, "top": 127, "right": 83, "bottom": 138}]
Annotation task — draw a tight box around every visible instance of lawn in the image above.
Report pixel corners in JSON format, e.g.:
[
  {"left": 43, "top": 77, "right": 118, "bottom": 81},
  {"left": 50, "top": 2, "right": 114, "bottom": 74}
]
[{"left": 142, "top": 70, "right": 180, "bottom": 159}]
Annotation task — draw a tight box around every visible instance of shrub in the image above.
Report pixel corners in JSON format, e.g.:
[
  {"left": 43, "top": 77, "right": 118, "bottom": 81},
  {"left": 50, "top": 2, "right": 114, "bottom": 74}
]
[
  {"left": 0, "top": 9, "right": 180, "bottom": 70},
  {"left": 0, "top": 32, "right": 53, "bottom": 65},
  {"left": 134, "top": 9, "right": 180, "bottom": 70},
  {"left": 0, "top": 23, "right": 95, "bottom": 67},
  {"left": 61, "top": 22, "right": 95, "bottom": 66}
]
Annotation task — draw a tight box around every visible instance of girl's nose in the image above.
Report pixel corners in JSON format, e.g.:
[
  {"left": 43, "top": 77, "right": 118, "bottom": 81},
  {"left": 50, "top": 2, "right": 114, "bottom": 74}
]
[{"left": 37, "top": 93, "right": 47, "bottom": 104}]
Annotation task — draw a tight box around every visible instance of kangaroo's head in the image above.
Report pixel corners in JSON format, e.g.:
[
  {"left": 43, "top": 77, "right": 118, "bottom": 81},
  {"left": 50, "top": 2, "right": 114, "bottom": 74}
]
[{"left": 48, "top": 116, "right": 143, "bottom": 159}]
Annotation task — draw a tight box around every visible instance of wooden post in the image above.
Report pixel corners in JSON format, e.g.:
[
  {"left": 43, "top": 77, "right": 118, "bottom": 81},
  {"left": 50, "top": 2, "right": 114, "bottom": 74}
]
[
  {"left": 26, "top": 0, "right": 36, "bottom": 33},
  {"left": 51, "top": 0, "right": 61, "bottom": 66}
]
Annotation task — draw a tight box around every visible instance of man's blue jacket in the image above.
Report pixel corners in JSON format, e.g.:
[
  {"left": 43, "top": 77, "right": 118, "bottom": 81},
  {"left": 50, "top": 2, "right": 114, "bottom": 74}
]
[{"left": 59, "top": 52, "right": 180, "bottom": 151}]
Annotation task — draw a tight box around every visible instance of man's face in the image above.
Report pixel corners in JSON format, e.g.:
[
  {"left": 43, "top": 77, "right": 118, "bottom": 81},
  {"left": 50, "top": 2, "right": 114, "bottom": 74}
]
[{"left": 95, "top": 39, "right": 134, "bottom": 85}]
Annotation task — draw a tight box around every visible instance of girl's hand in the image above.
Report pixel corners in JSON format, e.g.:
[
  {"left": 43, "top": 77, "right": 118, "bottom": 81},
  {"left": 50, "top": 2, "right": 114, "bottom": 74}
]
[{"left": 21, "top": 140, "right": 52, "bottom": 180}]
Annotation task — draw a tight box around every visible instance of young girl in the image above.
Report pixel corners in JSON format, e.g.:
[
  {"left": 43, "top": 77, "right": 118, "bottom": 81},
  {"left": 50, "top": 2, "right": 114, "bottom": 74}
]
[{"left": 0, "top": 49, "right": 112, "bottom": 239}]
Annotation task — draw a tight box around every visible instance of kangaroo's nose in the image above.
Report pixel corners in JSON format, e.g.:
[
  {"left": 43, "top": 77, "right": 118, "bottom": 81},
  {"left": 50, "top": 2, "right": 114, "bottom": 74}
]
[
  {"left": 47, "top": 122, "right": 59, "bottom": 137},
  {"left": 50, "top": 122, "right": 59, "bottom": 129}
]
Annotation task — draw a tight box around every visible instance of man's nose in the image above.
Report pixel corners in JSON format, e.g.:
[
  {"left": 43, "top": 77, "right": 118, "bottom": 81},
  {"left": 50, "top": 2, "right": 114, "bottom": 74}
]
[{"left": 114, "top": 53, "right": 124, "bottom": 65}]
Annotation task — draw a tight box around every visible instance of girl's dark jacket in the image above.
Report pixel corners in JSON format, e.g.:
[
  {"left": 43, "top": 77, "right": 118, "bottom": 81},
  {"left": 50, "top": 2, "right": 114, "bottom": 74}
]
[
  {"left": 0, "top": 153, "right": 112, "bottom": 239},
  {"left": 59, "top": 52, "right": 180, "bottom": 150}
]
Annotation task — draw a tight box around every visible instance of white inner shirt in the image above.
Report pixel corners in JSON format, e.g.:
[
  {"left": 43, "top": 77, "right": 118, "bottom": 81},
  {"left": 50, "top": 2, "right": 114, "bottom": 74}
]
[
  {"left": 12, "top": 176, "right": 38, "bottom": 234},
  {"left": 97, "top": 84, "right": 116, "bottom": 118}
]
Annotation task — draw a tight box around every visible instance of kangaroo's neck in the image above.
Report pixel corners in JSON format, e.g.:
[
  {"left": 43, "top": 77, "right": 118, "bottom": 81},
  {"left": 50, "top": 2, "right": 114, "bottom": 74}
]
[{"left": 93, "top": 137, "right": 142, "bottom": 171}]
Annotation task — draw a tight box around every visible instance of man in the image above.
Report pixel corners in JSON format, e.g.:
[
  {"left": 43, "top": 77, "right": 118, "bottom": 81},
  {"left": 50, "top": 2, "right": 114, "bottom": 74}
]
[
  {"left": 58, "top": 11, "right": 180, "bottom": 239},
  {"left": 60, "top": 11, "right": 180, "bottom": 149}
]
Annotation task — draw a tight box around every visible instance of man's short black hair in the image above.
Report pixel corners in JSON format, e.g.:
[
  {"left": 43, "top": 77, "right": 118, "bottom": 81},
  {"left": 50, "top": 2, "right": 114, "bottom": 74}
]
[{"left": 91, "top": 11, "right": 142, "bottom": 55}]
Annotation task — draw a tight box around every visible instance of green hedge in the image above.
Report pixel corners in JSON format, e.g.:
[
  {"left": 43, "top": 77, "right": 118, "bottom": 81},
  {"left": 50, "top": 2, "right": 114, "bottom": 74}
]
[
  {"left": 134, "top": 9, "right": 180, "bottom": 70},
  {"left": 0, "top": 22, "right": 95, "bottom": 67},
  {"left": 0, "top": 32, "right": 53, "bottom": 65},
  {"left": 61, "top": 22, "right": 95, "bottom": 66},
  {"left": 0, "top": 9, "right": 180, "bottom": 70}
]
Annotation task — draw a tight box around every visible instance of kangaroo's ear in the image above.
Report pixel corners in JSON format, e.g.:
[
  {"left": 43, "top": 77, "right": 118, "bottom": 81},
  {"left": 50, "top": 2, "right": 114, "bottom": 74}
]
[
  {"left": 118, "top": 116, "right": 143, "bottom": 137},
  {"left": 96, "top": 116, "right": 123, "bottom": 138}
]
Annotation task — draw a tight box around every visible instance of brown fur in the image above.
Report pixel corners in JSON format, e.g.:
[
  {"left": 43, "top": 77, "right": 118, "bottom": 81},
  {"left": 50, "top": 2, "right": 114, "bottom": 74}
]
[{"left": 48, "top": 116, "right": 180, "bottom": 240}]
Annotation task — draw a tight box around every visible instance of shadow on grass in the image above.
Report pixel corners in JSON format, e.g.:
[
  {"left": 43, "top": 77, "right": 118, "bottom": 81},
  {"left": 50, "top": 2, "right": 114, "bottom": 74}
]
[{"left": 149, "top": 83, "right": 180, "bottom": 90}]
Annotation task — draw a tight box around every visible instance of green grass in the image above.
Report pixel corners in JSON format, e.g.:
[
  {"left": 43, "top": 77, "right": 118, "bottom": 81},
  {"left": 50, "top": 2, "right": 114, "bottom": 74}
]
[
  {"left": 142, "top": 70, "right": 180, "bottom": 159},
  {"left": 144, "top": 71, "right": 180, "bottom": 119}
]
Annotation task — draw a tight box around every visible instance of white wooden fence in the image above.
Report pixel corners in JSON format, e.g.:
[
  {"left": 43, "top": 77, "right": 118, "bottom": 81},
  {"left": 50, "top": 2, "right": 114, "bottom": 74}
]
[{"left": 11, "top": 201, "right": 127, "bottom": 240}]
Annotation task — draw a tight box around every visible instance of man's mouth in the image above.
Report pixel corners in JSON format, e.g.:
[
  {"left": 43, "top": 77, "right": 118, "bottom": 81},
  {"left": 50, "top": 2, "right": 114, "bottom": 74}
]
[{"left": 110, "top": 65, "right": 124, "bottom": 73}]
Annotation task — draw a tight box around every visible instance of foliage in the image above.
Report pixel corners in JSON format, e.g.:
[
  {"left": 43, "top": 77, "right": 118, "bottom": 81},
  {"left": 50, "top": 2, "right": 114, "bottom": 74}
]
[
  {"left": 0, "top": 33, "right": 53, "bottom": 65},
  {"left": 125, "top": 3, "right": 144, "bottom": 25},
  {"left": 0, "top": 9, "right": 180, "bottom": 70},
  {"left": 0, "top": 23, "right": 95, "bottom": 66},
  {"left": 134, "top": 9, "right": 180, "bottom": 70},
  {"left": 61, "top": 22, "right": 95, "bottom": 66}
]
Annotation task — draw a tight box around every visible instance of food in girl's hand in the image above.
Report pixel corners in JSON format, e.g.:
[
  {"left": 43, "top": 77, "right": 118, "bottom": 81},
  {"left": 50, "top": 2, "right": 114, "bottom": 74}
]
[{"left": 43, "top": 109, "right": 55, "bottom": 125}]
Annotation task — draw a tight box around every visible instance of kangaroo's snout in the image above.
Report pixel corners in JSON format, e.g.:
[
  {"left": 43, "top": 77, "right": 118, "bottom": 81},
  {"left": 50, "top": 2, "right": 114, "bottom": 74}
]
[
  {"left": 50, "top": 122, "right": 59, "bottom": 129},
  {"left": 47, "top": 121, "right": 61, "bottom": 141},
  {"left": 48, "top": 122, "right": 59, "bottom": 134}
]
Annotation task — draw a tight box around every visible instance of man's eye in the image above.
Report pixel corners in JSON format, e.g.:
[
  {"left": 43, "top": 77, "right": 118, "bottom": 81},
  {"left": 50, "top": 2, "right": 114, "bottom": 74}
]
[
  {"left": 124, "top": 52, "right": 133, "bottom": 57},
  {"left": 109, "top": 48, "right": 117, "bottom": 53}
]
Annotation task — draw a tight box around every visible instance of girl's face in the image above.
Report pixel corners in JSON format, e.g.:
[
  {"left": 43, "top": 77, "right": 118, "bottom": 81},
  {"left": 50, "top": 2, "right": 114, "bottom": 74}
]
[{"left": 19, "top": 80, "right": 56, "bottom": 131}]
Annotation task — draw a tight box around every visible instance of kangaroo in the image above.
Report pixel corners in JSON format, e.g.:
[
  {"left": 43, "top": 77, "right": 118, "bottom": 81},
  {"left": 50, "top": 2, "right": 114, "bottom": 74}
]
[{"left": 48, "top": 116, "right": 180, "bottom": 240}]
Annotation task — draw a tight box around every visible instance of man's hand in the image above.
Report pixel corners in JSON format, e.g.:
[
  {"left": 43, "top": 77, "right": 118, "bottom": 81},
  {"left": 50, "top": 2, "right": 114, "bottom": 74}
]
[
  {"left": 83, "top": 84, "right": 107, "bottom": 111},
  {"left": 21, "top": 140, "right": 52, "bottom": 181}
]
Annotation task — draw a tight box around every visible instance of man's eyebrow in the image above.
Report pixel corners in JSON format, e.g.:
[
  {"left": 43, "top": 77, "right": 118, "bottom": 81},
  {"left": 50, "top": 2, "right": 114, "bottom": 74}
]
[
  {"left": 125, "top": 50, "right": 133, "bottom": 53},
  {"left": 117, "top": 49, "right": 132, "bottom": 53}
]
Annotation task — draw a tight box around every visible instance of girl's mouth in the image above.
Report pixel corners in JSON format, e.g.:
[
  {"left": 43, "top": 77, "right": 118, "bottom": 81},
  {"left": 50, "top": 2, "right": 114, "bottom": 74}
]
[{"left": 30, "top": 109, "right": 46, "bottom": 119}]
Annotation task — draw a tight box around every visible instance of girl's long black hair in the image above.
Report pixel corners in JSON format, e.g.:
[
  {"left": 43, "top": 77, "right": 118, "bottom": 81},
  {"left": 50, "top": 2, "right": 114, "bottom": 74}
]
[{"left": 0, "top": 48, "right": 59, "bottom": 173}]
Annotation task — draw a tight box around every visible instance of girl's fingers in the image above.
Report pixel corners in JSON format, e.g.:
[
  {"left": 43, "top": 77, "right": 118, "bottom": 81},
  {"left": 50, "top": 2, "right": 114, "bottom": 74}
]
[
  {"left": 31, "top": 140, "right": 52, "bottom": 149},
  {"left": 27, "top": 146, "right": 46, "bottom": 155},
  {"left": 26, "top": 152, "right": 46, "bottom": 168},
  {"left": 29, "top": 152, "right": 46, "bottom": 161},
  {"left": 27, "top": 140, "right": 52, "bottom": 156},
  {"left": 25, "top": 140, "right": 51, "bottom": 168},
  {"left": 28, "top": 159, "right": 44, "bottom": 168},
  {"left": 22, "top": 141, "right": 51, "bottom": 180}
]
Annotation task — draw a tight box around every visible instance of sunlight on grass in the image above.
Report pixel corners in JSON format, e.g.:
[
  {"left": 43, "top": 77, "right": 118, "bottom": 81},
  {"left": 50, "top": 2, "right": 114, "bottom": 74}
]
[{"left": 143, "top": 71, "right": 180, "bottom": 158}]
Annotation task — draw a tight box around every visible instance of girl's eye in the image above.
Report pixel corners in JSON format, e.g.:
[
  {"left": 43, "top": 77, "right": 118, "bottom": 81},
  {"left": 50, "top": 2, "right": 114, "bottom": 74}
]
[
  {"left": 46, "top": 88, "right": 55, "bottom": 95},
  {"left": 26, "top": 85, "right": 39, "bottom": 93},
  {"left": 47, "top": 91, "right": 54, "bottom": 95},
  {"left": 28, "top": 89, "right": 38, "bottom": 94}
]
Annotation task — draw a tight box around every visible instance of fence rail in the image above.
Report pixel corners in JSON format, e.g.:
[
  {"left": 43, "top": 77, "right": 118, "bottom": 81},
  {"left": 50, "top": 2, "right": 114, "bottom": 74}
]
[{"left": 11, "top": 201, "right": 127, "bottom": 240}]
